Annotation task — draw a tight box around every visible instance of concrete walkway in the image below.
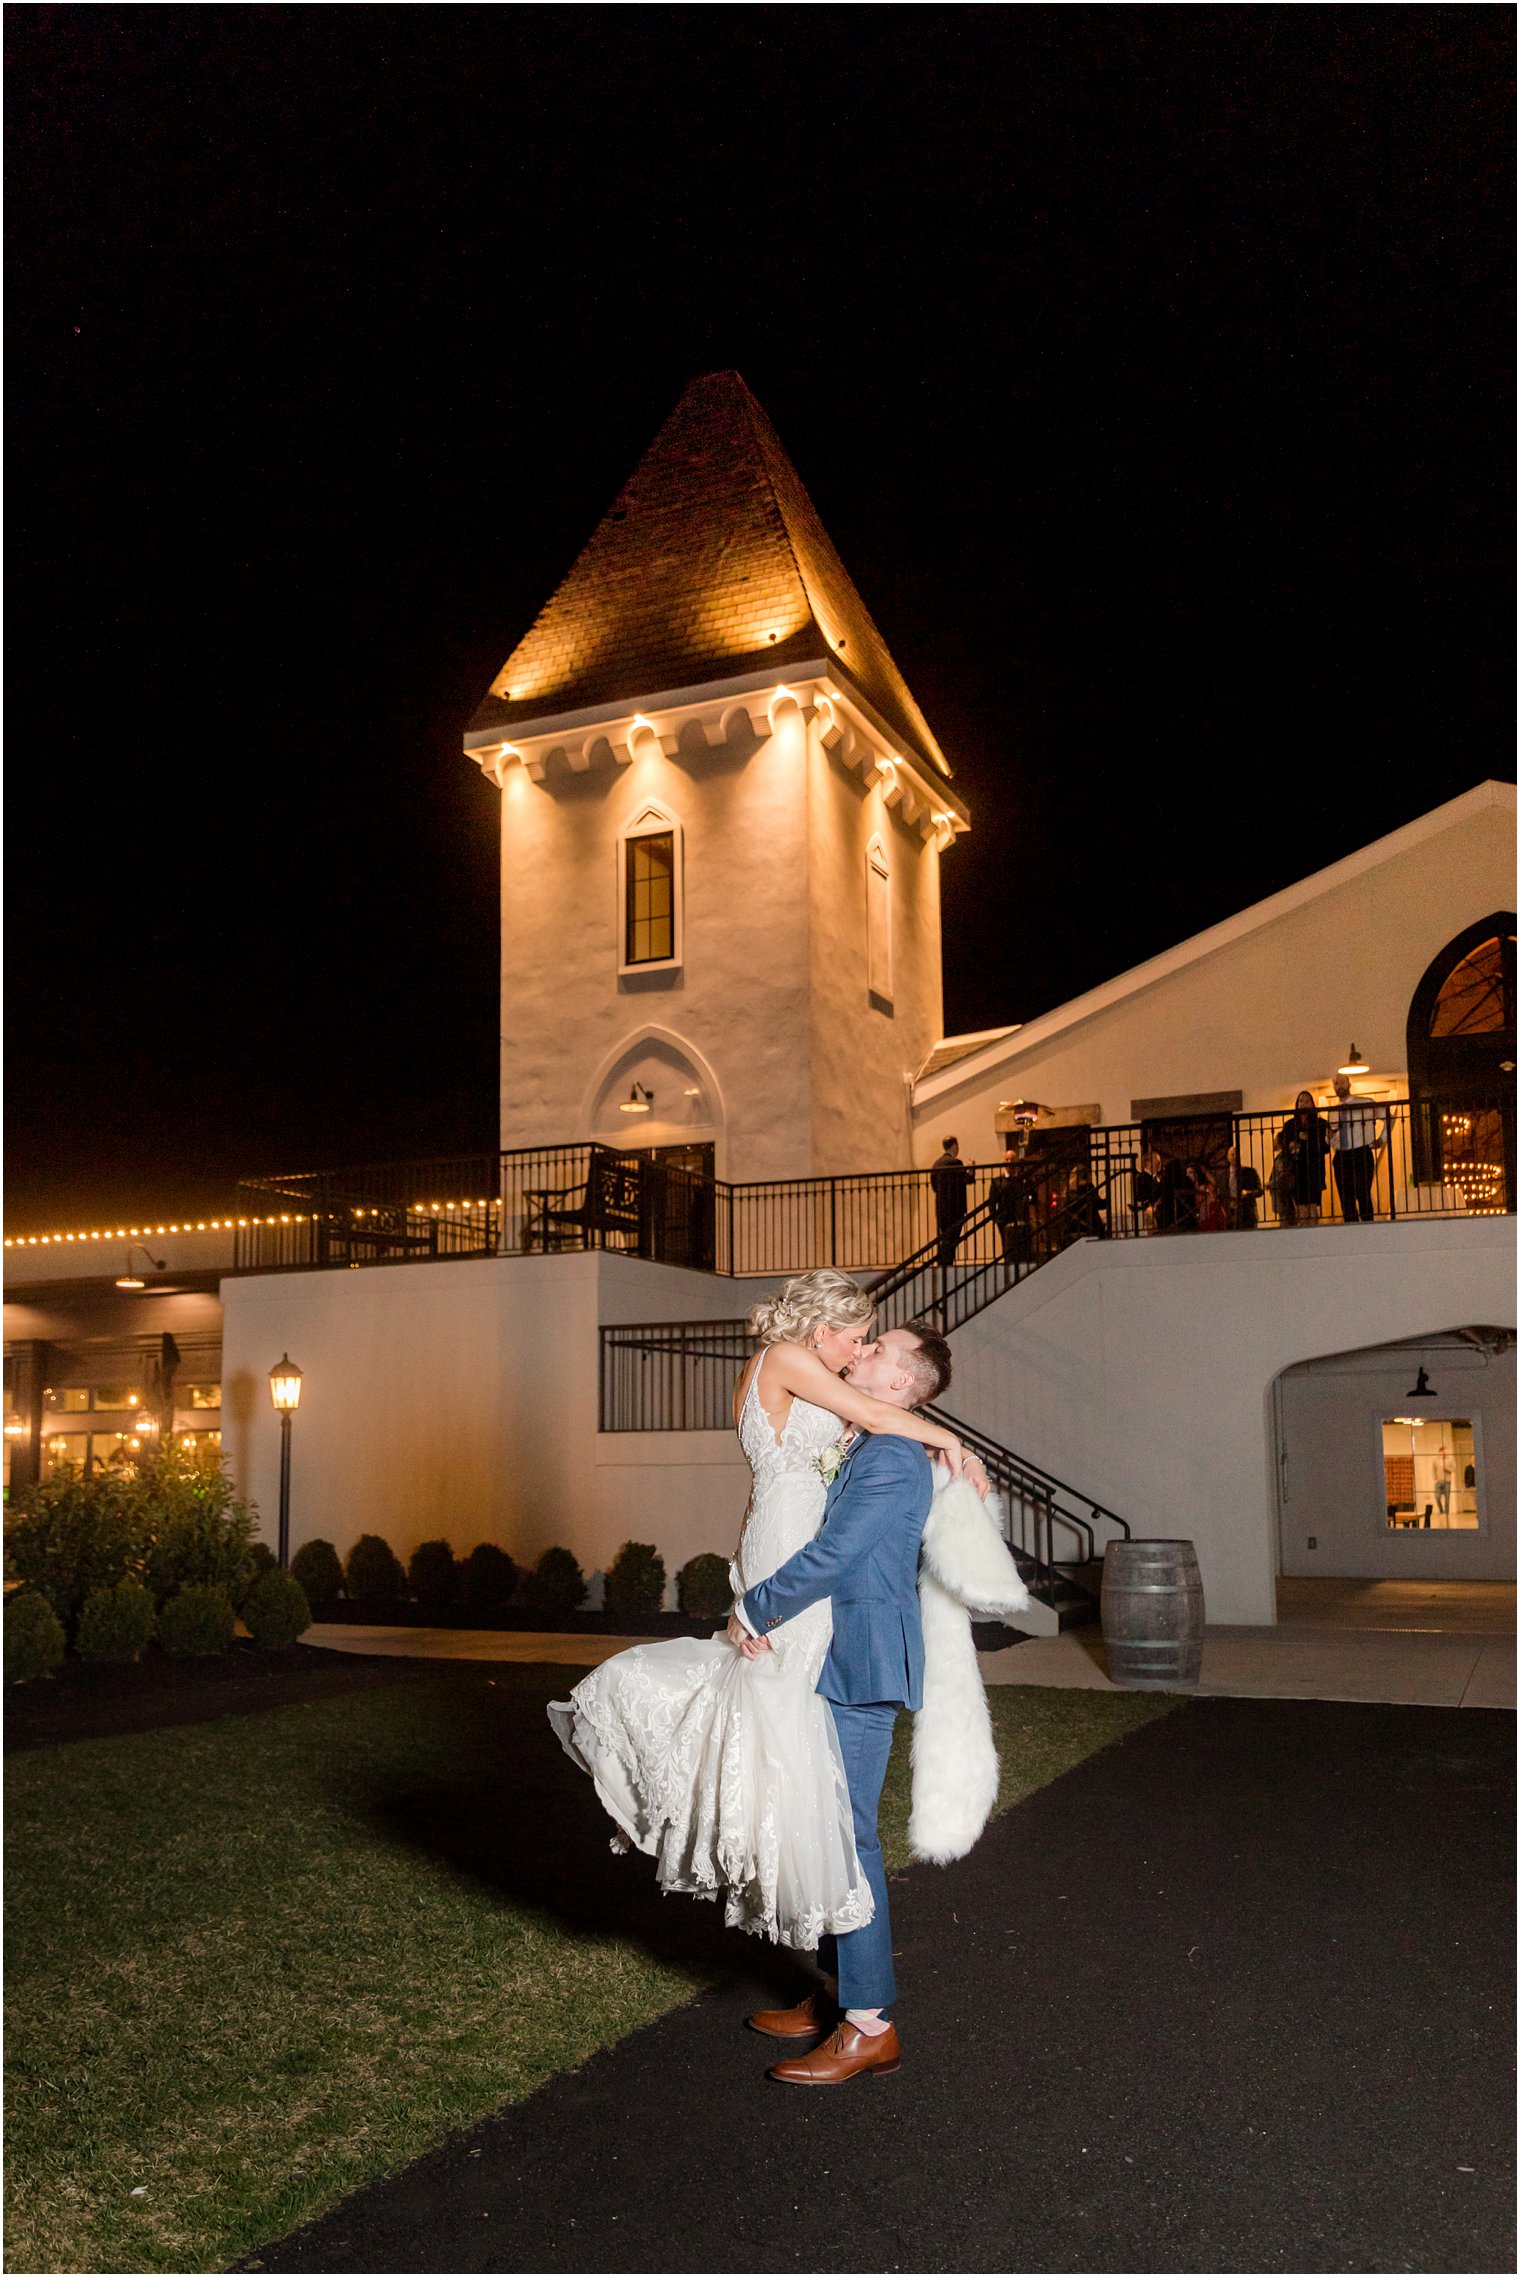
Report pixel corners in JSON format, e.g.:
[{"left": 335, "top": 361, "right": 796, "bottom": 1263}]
[{"left": 305, "top": 1575, "right": 1516, "bottom": 1709}]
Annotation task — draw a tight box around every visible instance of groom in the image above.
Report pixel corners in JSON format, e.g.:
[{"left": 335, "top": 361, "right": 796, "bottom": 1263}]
[{"left": 726, "top": 1322, "right": 953, "bottom": 2085}]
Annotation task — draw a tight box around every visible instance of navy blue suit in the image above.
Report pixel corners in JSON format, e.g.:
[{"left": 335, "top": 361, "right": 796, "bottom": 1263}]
[{"left": 742, "top": 1432, "right": 933, "bottom": 2009}]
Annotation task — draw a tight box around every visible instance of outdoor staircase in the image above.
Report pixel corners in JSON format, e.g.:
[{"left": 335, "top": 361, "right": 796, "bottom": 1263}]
[
  {"left": 595, "top": 1171, "right": 1130, "bottom": 1627},
  {"left": 866, "top": 1185, "right": 1096, "bottom": 1337}
]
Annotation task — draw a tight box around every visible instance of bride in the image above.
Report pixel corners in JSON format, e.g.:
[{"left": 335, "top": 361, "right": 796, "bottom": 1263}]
[{"left": 548, "top": 1268, "right": 968, "bottom": 1948}]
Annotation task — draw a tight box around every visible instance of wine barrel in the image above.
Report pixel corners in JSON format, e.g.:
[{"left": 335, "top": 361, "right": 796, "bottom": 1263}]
[{"left": 1101, "top": 1539, "right": 1205, "bottom": 1690}]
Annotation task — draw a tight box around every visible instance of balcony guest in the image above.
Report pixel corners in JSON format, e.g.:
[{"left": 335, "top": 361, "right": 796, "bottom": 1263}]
[
  {"left": 1330, "top": 1072, "right": 1390, "bottom": 1223},
  {"left": 1225, "top": 1144, "right": 1263, "bottom": 1231},
  {"left": 1275, "top": 1090, "right": 1333, "bottom": 1225},
  {"left": 930, "top": 1137, "right": 974, "bottom": 1268}
]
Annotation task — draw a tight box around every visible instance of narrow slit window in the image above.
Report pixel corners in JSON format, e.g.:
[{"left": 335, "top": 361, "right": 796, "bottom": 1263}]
[
  {"left": 867, "top": 838, "right": 892, "bottom": 1005},
  {"left": 625, "top": 830, "right": 675, "bottom": 966}
]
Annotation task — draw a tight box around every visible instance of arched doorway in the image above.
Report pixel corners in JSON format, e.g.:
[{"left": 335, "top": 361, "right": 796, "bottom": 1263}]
[
  {"left": 585, "top": 1030, "right": 724, "bottom": 1268},
  {"left": 1406, "top": 914, "right": 1516, "bottom": 1207}
]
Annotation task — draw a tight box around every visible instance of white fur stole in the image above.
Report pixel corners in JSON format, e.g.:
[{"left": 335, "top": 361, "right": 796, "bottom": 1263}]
[{"left": 909, "top": 1470, "right": 1032, "bottom": 1866}]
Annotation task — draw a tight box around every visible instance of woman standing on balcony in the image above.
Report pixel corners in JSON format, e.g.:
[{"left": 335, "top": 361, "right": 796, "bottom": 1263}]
[
  {"left": 1275, "top": 1090, "right": 1334, "bottom": 1225},
  {"left": 548, "top": 1269, "right": 970, "bottom": 1951}
]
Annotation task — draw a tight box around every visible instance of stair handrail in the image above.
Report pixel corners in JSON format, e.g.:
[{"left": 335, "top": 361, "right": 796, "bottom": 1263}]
[{"left": 929, "top": 1405, "right": 1131, "bottom": 1545}]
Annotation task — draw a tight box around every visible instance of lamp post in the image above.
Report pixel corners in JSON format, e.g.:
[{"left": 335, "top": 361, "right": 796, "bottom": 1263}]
[{"left": 268, "top": 1355, "right": 303, "bottom": 1568}]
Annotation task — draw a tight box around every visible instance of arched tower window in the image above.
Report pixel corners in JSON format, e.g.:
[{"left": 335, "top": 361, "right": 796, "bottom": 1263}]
[
  {"left": 1406, "top": 913, "right": 1516, "bottom": 1201},
  {"left": 618, "top": 802, "right": 683, "bottom": 975}
]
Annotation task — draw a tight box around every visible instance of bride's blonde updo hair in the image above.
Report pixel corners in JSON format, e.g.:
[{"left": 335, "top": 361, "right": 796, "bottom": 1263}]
[{"left": 747, "top": 1267, "right": 875, "bottom": 1349}]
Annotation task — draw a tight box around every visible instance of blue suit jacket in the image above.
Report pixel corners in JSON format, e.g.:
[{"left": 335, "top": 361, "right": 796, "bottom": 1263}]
[{"left": 741, "top": 1433, "right": 933, "bottom": 1710}]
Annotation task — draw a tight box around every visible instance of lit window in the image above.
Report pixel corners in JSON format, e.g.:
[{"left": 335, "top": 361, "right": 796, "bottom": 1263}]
[
  {"left": 186, "top": 1384, "right": 222, "bottom": 1410},
  {"left": 867, "top": 836, "right": 892, "bottom": 1007},
  {"left": 43, "top": 1433, "right": 89, "bottom": 1472},
  {"left": 1381, "top": 1418, "right": 1480, "bottom": 1530},
  {"left": 92, "top": 1387, "right": 140, "bottom": 1412},
  {"left": 57, "top": 1388, "right": 90, "bottom": 1413},
  {"left": 1429, "top": 938, "right": 1512, "bottom": 1037},
  {"left": 618, "top": 804, "right": 683, "bottom": 973}
]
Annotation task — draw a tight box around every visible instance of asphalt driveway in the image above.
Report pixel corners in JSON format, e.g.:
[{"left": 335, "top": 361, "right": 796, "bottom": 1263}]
[{"left": 248, "top": 1695, "right": 1514, "bottom": 2275}]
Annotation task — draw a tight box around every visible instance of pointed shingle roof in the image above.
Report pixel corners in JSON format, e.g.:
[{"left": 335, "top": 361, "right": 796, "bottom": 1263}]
[{"left": 469, "top": 371, "right": 951, "bottom": 779}]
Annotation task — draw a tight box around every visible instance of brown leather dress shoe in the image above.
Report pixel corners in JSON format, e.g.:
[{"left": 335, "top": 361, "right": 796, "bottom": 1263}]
[
  {"left": 747, "top": 1989, "right": 831, "bottom": 2040},
  {"left": 769, "top": 2020, "right": 901, "bottom": 2085}
]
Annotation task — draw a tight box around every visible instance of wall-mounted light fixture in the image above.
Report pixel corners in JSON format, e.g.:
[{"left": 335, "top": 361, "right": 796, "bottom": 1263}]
[
  {"left": 1404, "top": 1365, "right": 1436, "bottom": 1401},
  {"left": 116, "top": 1245, "right": 167, "bottom": 1290},
  {"left": 619, "top": 1083, "right": 654, "bottom": 1115},
  {"left": 1338, "top": 1044, "right": 1370, "bottom": 1075}
]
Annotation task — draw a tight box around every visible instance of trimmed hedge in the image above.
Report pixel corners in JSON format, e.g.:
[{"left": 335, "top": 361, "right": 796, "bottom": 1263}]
[
  {"left": 290, "top": 1538, "right": 343, "bottom": 1615},
  {"left": 604, "top": 1541, "right": 666, "bottom": 1622},
  {"left": 525, "top": 1546, "right": 586, "bottom": 1617},
  {"left": 677, "top": 1552, "right": 734, "bottom": 1622},
  {"left": 345, "top": 1534, "right": 406, "bottom": 1607},
  {"left": 5, "top": 1593, "right": 66, "bottom": 1683},
  {"left": 75, "top": 1581, "right": 156, "bottom": 1663},
  {"left": 460, "top": 1542, "right": 516, "bottom": 1616},
  {"left": 241, "top": 1569, "right": 312, "bottom": 1650},
  {"left": 158, "top": 1585, "right": 236, "bottom": 1657},
  {"left": 408, "top": 1539, "right": 458, "bottom": 1614}
]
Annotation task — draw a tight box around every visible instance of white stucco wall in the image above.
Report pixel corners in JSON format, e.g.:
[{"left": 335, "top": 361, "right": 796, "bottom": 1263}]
[
  {"left": 938, "top": 1214, "right": 1516, "bottom": 1624},
  {"left": 914, "top": 783, "right": 1516, "bottom": 1162},
  {"left": 493, "top": 693, "right": 953, "bottom": 1183},
  {"left": 221, "top": 1252, "right": 764, "bottom": 1594},
  {"left": 806, "top": 717, "right": 943, "bottom": 1174},
  {"left": 498, "top": 704, "right": 811, "bottom": 1181}
]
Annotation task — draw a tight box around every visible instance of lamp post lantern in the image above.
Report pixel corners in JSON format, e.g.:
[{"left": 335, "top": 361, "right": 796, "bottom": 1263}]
[{"left": 268, "top": 1355, "right": 303, "bottom": 1568}]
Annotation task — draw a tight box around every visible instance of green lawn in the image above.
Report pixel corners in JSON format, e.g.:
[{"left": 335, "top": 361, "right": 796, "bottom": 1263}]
[{"left": 5, "top": 1667, "right": 1176, "bottom": 2273}]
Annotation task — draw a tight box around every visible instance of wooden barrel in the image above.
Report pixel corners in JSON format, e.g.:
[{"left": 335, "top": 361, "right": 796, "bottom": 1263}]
[{"left": 1101, "top": 1539, "right": 1205, "bottom": 1689}]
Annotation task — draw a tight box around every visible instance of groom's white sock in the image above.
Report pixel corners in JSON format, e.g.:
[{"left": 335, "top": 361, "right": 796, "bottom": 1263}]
[{"left": 846, "top": 2008, "right": 890, "bottom": 2036}]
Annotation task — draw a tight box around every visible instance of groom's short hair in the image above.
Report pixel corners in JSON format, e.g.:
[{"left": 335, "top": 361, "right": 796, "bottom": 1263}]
[{"left": 900, "top": 1320, "right": 953, "bottom": 1405}]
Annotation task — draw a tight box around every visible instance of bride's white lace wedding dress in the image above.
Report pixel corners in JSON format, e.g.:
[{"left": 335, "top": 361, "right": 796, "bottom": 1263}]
[{"left": 547, "top": 1351, "right": 873, "bottom": 1948}]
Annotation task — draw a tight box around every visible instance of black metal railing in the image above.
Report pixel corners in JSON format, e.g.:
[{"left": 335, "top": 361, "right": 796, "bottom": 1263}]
[
  {"left": 232, "top": 1154, "right": 504, "bottom": 1272},
  {"left": 599, "top": 1317, "right": 753, "bottom": 1434},
  {"left": 232, "top": 1099, "right": 1512, "bottom": 1277}
]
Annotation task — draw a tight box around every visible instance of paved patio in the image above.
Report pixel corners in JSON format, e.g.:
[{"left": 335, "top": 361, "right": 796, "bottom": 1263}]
[{"left": 304, "top": 1578, "right": 1515, "bottom": 1709}]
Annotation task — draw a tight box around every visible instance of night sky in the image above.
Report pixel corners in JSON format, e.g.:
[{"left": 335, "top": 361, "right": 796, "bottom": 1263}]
[{"left": 7, "top": 9, "right": 1513, "bottom": 1229}]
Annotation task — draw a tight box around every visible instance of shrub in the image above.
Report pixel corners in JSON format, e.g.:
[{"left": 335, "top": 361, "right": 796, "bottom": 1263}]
[
  {"left": 4, "top": 1464, "right": 142, "bottom": 1630},
  {"left": 5, "top": 1593, "right": 66, "bottom": 1683},
  {"left": 158, "top": 1584, "right": 236, "bottom": 1657},
  {"left": 345, "top": 1533, "right": 406, "bottom": 1607},
  {"left": 604, "top": 1541, "right": 666, "bottom": 1621},
  {"left": 525, "top": 1546, "right": 586, "bottom": 1617},
  {"left": 75, "top": 1580, "right": 156, "bottom": 1663},
  {"left": 408, "top": 1538, "right": 458, "bottom": 1614},
  {"left": 134, "top": 1445, "right": 259, "bottom": 1609},
  {"left": 241, "top": 1569, "right": 312, "bottom": 1650},
  {"left": 460, "top": 1542, "right": 517, "bottom": 1617},
  {"left": 677, "top": 1552, "right": 734, "bottom": 1622},
  {"left": 290, "top": 1538, "right": 344, "bottom": 1615},
  {"left": 243, "top": 1542, "right": 279, "bottom": 1594}
]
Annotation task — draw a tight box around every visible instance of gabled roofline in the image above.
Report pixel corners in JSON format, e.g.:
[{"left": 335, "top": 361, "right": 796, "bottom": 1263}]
[{"left": 915, "top": 781, "right": 1516, "bottom": 1106}]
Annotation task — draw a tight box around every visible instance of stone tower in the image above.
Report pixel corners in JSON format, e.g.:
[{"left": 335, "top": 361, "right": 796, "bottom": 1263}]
[{"left": 464, "top": 371, "right": 969, "bottom": 1181}]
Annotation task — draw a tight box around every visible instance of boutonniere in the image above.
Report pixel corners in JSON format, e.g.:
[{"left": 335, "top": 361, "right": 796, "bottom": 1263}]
[{"left": 816, "top": 1439, "right": 848, "bottom": 1486}]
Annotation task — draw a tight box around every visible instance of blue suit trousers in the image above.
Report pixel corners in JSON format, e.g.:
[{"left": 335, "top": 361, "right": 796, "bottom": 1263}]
[{"left": 817, "top": 1699, "right": 899, "bottom": 2012}]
